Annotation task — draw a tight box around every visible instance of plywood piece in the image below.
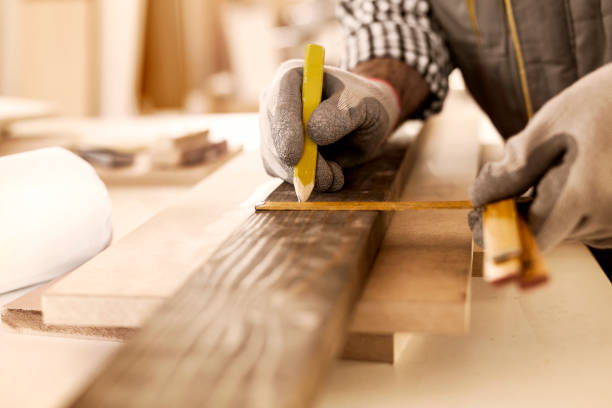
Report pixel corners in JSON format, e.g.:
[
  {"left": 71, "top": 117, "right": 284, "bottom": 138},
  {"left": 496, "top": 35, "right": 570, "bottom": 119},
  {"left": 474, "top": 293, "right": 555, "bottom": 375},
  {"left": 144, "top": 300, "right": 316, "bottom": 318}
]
[
  {"left": 342, "top": 236, "right": 484, "bottom": 364},
  {"left": 4, "top": 282, "right": 407, "bottom": 365},
  {"left": 5, "top": 281, "right": 407, "bottom": 363},
  {"left": 67, "top": 139, "right": 417, "bottom": 407},
  {"left": 3, "top": 281, "right": 405, "bottom": 365},
  {"left": 43, "top": 151, "right": 279, "bottom": 327},
  {"left": 350, "top": 92, "right": 480, "bottom": 335},
  {"left": 6, "top": 282, "right": 412, "bottom": 364},
  {"left": 1, "top": 281, "right": 135, "bottom": 341}
]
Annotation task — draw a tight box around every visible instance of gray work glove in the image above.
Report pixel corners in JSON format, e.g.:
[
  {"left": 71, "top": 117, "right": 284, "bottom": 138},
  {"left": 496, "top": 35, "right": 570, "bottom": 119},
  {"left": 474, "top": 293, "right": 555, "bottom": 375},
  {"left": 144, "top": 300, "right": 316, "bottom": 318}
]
[
  {"left": 259, "top": 60, "right": 400, "bottom": 192},
  {"left": 470, "top": 62, "right": 612, "bottom": 251}
]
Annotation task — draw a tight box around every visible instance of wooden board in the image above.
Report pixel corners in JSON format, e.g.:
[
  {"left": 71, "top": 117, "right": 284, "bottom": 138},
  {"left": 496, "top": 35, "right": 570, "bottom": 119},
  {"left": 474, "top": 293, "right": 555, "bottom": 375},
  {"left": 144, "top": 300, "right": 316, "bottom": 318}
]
[
  {"left": 349, "top": 93, "right": 479, "bottom": 336},
  {"left": 343, "top": 237, "right": 482, "bottom": 364},
  {"left": 1, "top": 281, "right": 135, "bottom": 342},
  {"left": 0, "top": 247, "right": 489, "bottom": 366},
  {"left": 9, "top": 282, "right": 416, "bottom": 364},
  {"left": 3, "top": 283, "right": 405, "bottom": 364},
  {"left": 4, "top": 281, "right": 409, "bottom": 364},
  {"left": 66, "top": 138, "right": 417, "bottom": 407}
]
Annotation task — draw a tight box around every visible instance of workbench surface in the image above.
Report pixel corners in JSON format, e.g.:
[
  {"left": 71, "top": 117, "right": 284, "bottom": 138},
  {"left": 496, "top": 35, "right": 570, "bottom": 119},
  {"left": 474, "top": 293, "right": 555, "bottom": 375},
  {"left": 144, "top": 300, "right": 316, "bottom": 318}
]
[{"left": 1, "top": 242, "right": 610, "bottom": 408}]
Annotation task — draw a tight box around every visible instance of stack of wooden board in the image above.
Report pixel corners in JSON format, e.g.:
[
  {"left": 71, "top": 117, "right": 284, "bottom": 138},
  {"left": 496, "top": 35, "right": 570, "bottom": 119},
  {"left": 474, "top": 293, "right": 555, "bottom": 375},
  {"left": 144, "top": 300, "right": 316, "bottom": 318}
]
[
  {"left": 2, "top": 93, "right": 480, "bottom": 373},
  {"left": 1, "top": 116, "right": 235, "bottom": 184},
  {"left": 61, "top": 93, "right": 479, "bottom": 407},
  {"left": 75, "top": 129, "right": 221, "bottom": 169},
  {"left": 353, "top": 93, "right": 480, "bottom": 332},
  {"left": 344, "top": 91, "right": 480, "bottom": 361}
]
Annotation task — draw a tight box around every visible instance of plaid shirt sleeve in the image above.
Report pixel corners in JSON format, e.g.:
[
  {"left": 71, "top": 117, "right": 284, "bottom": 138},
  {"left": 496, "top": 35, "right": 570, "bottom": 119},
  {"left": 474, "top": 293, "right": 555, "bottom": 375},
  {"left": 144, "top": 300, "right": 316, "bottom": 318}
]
[{"left": 336, "top": 0, "right": 453, "bottom": 117}]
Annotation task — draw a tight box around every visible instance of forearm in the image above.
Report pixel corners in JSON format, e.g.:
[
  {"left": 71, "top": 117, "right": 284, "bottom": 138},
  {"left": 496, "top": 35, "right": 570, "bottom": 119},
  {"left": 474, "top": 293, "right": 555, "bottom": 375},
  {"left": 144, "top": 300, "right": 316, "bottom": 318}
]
[
  {"left": 352, "top": 58, "right": 430, "bottom": 123},
  {"left": 337, "top": 0, "right": 453, "bottom": 121}
]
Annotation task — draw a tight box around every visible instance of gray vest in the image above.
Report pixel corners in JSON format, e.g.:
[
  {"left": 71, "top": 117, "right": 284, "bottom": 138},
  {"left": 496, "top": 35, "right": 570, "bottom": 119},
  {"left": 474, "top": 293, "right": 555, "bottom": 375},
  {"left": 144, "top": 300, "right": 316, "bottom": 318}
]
[{"left": 430, "top": 0, "right": 612, "bottom": 137}]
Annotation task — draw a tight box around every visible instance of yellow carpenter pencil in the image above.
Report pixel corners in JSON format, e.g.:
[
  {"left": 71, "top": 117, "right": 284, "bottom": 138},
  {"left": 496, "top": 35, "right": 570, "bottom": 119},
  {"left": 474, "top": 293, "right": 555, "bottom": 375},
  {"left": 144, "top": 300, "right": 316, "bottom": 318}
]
[{"left": 293, "top": 44, "right": 325, "bottom": 202}]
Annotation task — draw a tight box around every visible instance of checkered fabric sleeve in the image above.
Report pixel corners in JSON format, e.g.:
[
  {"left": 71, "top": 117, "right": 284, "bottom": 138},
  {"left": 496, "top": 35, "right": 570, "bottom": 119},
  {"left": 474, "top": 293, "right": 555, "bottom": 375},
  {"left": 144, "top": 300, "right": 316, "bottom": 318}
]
[{"left": 336, "top": 0, "right": 454, "bottom": 117}]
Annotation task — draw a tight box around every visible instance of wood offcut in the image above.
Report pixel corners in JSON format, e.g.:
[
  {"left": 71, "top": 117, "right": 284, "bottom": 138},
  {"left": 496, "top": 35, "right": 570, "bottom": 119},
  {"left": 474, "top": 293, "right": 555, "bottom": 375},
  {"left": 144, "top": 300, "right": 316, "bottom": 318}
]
[{"left": 482, "top": 199, "right": 549, "bottom": 286}]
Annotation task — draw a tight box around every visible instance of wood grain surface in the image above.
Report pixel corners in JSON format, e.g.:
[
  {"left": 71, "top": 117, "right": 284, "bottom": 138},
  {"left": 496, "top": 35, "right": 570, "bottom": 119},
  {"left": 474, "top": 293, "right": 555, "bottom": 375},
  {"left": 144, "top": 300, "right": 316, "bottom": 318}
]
[{"left": 68, "top": 138, "right": 418, "bottom": 407}]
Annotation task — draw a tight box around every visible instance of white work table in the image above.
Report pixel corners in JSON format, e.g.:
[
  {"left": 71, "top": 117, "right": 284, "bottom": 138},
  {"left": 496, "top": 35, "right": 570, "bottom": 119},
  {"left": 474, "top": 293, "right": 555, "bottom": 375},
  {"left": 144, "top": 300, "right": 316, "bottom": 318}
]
[
  {"left": 1, "top": 108, "right": 611, "bottom": 407},
  {"left": 319, "top": 242, "right": 612, "bottom": 408},
  {"left": 1, "top": 242, "right": 610, "bottom": 407}
]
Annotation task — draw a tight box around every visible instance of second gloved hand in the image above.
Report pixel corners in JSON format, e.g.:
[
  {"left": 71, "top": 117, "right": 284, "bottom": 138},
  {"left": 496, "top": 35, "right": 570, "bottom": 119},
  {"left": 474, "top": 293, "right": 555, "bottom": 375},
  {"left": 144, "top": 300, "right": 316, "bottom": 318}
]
[
  {"left": 470, "top": 63, "right": 612, "bottom": 251},
  {"left": 259, "top": 60, "right": 400, "bottom": 192}
]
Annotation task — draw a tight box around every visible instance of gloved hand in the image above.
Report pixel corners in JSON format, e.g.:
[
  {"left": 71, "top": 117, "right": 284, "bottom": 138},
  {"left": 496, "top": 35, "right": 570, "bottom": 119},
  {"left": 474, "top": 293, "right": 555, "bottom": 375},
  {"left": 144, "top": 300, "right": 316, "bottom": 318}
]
[
  {"left": 259, "top": 60, "right": 400, "bottom": 192},
  {"left": 470, "top": 63, "right": 612, "bottom": 251}
]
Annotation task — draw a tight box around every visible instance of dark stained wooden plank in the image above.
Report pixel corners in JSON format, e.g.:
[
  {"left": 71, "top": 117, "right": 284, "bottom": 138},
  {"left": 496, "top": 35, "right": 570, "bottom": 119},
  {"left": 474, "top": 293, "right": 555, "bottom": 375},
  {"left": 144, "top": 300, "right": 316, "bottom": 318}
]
[
  {"left": 267, "top": 140, "right": 411, "bottom": 203},
  {"left": 69, "top": 137, "right": 419, "bottom": 408}
]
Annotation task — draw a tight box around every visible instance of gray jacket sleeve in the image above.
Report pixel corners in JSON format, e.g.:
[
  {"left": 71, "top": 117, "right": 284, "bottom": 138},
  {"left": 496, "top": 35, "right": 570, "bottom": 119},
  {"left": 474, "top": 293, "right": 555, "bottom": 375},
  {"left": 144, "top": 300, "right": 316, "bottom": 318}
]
[{"left": 336, "top": 0, "right": 454, "bottom": 117}]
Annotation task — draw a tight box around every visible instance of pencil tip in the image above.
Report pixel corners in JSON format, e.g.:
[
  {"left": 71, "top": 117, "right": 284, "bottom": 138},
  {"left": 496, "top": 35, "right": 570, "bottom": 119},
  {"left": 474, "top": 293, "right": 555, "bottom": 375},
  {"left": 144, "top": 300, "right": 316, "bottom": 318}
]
[{"left": 294, "top": 178, "right": 314, "bottom": 202}]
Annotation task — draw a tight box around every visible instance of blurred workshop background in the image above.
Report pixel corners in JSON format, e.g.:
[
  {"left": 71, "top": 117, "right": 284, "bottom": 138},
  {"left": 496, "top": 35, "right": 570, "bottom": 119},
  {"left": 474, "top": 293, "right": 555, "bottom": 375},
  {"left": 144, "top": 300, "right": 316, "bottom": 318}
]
[
  {"left": 0, "top": 0, "right": 341, "bottom": 118},
  {"left": 0, "top": 0, "right": 466, "bottom": 242}
]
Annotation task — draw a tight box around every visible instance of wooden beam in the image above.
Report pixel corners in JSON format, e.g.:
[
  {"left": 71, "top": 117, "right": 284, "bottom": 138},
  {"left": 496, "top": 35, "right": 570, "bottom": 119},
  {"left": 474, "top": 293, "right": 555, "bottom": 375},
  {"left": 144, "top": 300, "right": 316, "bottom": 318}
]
[{"left": 67, "top": 138, "right": 418, "bottom": 407}]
